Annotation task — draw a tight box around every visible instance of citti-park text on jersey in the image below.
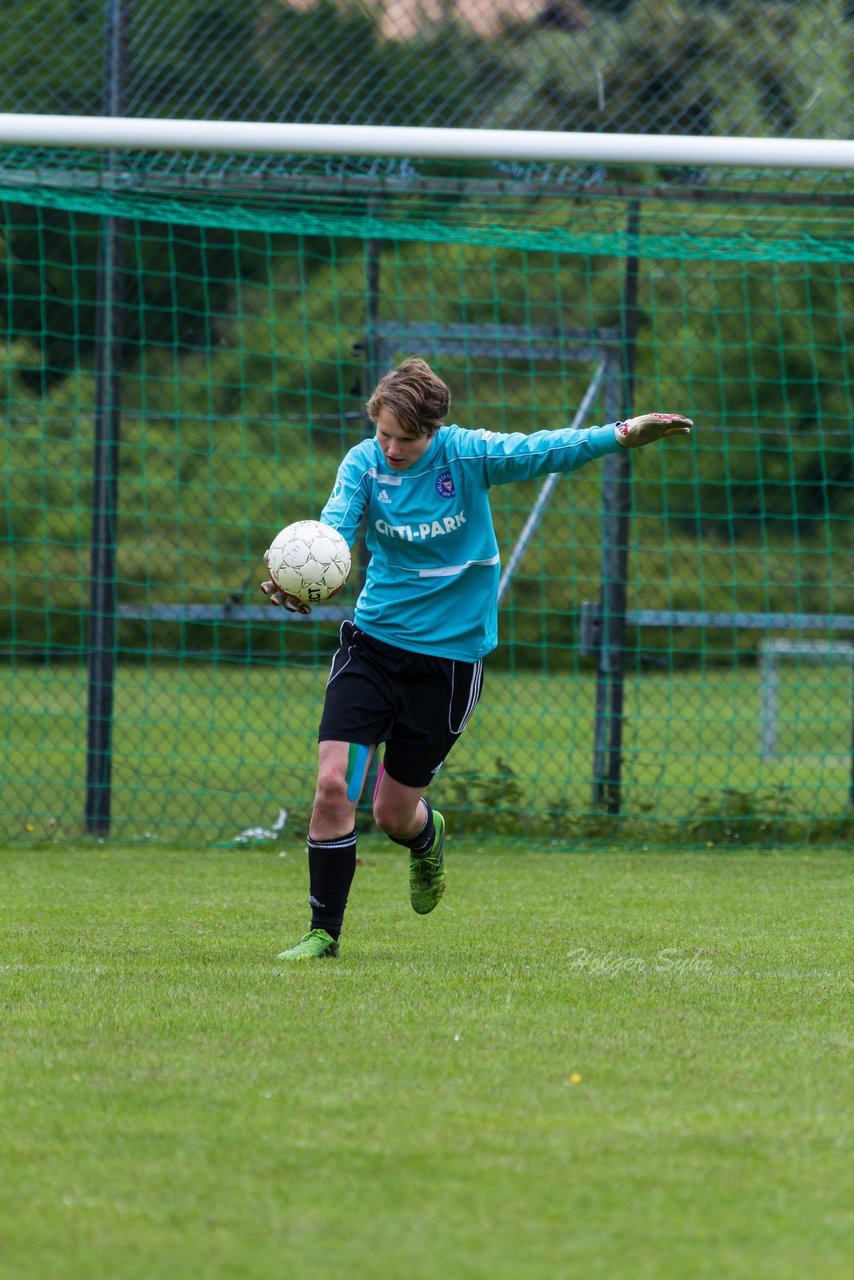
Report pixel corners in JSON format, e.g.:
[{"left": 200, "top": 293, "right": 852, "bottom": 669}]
[{"left": 375, "top": 511, "right": 467, "bottom": 541}]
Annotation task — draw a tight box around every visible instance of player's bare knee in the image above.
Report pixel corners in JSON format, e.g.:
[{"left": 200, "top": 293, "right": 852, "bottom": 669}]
[
  {"left": 372, "top": 796, "right": 416, "bottom": 840},
  {"left": 312, "top": 769, "right": 351, "bottom": 827}
]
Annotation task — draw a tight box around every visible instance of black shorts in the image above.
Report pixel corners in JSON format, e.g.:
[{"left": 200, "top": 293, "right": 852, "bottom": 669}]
[{"left": 318, "top": 621, "right": 484, "bottom": 789}]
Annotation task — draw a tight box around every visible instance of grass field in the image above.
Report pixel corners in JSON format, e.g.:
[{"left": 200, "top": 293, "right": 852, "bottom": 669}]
[
  {"left": 3, "top": 660, "right": 853, "bottom": 844},
  {"left": 2, "top": 840, "right": 851, "bottom": 1280}
]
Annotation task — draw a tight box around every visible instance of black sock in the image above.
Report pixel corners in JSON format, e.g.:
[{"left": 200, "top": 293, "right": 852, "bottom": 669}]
[
  {"left": 307, "top": 830, "right": 357, "bottom": 940},
  {"left": 388, "top": 799, "right": 435, "bottom": 858}
]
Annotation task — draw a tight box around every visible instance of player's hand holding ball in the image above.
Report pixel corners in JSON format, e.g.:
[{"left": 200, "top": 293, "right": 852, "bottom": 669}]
[
  {"left": 615, "top": 413, "right": 693, "bottom": 448},
  {"left": 260, "top": 556, "right": 312, "bottom": 615}
]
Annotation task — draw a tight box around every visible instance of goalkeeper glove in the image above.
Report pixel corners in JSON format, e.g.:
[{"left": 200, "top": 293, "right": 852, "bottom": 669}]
[
  {"left": 260, "top": 550, "right": 312, "bottom": 615},
  {"left": 615, "top": 413, "right": 692, "bottom": 448},
  {"left": 260, "top": 580, "right": 311, "bottom": 614}
]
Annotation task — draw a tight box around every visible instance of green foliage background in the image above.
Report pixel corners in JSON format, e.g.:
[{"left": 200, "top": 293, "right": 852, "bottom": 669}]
[
  {"left": 1, "top": 1, "right": 850, "bottom": 136},
  {"left": 3, "top": 217, "right": 852, "bottom": 663}
]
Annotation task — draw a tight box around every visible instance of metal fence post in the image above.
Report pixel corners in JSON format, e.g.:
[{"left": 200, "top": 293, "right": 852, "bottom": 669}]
[
  {"left": 85, "top": 0, "right": 130, "bottom": 835},
  {"left": 591, "top": 202, "right": 641, "bottom": 813}
]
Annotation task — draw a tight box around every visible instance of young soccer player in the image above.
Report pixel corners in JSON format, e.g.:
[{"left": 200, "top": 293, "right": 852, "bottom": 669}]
[{"left": 262, "top": 358, "right": 692, "bottom": 959}]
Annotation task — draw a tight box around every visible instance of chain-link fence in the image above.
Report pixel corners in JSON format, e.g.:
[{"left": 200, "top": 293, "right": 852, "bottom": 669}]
[{"left": 1, "top": 0, "right": 851, "bottom": 139}]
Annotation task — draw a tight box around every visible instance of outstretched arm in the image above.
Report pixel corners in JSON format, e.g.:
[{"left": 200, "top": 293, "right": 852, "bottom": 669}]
[
  {"left": 469, "top": 413, "right": 692, "bottom": 486},
  {"left": 615, "top": 413, "right": 693, "bottom": 448}
]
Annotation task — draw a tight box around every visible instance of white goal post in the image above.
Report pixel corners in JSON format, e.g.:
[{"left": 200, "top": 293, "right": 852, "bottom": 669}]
[
  {"left": 760, "top": 638, "right": 854, "bottom": 761},
  {"left": 0, "top": 113, "right": 853, "bottom": 170}
]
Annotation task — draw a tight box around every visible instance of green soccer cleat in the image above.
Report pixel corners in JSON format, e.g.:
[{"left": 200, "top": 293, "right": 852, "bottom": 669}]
[
  {"left": 276, "top": 928, "right": 340, "bottom": 961},
  {"left": 410, "top": 810, "right": 446, "bottom": 915}
]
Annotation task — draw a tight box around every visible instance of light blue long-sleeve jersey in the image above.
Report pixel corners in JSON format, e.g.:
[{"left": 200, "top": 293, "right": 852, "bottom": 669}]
[{"left": 319, "top": 421, "right": 622, "bottom": 662}]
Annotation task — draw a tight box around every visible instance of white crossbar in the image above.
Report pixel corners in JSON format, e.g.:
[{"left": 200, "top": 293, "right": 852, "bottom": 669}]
[{"left": 0, "top": 115, "right": 852, "bottom": 171}]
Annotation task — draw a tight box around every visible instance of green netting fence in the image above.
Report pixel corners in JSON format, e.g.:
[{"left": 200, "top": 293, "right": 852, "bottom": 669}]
[{"left": 2, "top": 158, "right": 853, "bottom": 846}]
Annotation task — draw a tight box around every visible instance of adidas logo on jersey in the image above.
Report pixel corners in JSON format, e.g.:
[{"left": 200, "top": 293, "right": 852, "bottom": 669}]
[{"left": 378, "top": 489, "right": 393, "bottom": 504}]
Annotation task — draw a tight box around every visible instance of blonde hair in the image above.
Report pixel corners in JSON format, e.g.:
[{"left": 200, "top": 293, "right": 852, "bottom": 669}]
[{"left": 366, "top": 357, "right": 451, "bottom": 437}]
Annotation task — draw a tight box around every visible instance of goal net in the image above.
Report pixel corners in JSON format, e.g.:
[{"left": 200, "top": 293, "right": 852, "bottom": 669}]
[{"left": 2, "top": 119, "right": 853, "bottom": 844}]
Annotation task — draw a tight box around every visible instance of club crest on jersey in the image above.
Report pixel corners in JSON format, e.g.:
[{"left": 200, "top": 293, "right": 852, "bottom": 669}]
[{"left": 436, "top": 471, "right": 455, "bottom": 499}]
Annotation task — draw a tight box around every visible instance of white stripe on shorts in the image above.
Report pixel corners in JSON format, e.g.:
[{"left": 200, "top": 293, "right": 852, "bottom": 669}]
[{"left": 449, "top": 658, "right": 483, "bottom": 737}]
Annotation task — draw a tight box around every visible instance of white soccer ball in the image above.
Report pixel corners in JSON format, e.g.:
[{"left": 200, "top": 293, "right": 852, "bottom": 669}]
[{"left": 265, "top": 520, "right": 351, "bottom": 606}]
